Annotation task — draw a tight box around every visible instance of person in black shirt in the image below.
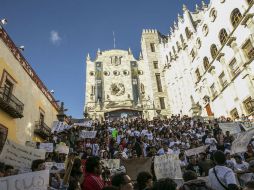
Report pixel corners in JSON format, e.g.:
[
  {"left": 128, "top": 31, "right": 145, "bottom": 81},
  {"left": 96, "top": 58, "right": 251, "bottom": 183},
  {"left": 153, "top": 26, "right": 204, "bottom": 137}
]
[{"left": 186, "top": 155, "right": 204, "bottom": 177}]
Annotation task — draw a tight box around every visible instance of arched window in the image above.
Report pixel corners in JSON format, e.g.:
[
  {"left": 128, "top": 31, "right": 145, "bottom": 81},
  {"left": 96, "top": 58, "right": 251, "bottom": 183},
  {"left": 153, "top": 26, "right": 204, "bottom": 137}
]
[
  {"left": 211, "top": 44, "right": 218, "bottom": 59},
  {"left": 230, "top": 9, "right": 242, "bottom": 28},
  {"left": 180, "top": 34, "right": 185, "bottom": 43},
  {"left": 219, "top": 29, "right": 228, "bottom": 45},
  {"left": 203, "top": 57, "right": 210, "bottom": 71},
  {"left": 185, "top": 27, "right": 192, "bottom": 39}
]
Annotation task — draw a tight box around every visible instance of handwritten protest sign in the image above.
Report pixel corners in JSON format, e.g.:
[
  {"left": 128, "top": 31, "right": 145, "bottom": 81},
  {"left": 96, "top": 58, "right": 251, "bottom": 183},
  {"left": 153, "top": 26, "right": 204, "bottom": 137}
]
[
  {"left": 154, "top": 154, "right": 182, "bottom": 180},
  {"left": 80, "top": 130, "right": 97, "bottom": 139},
  {"left": 0, "top": 170, "right": 49, "bottom": 190},
  {"left": 185, "top": 145, "right": 208, "bottom": 157},
  {"left": 73, "top": 120, "right": 93, "bottom": 127},
  {"left": 101, "top": 159, "right": 120, "bottom": 169},
  {"left": 45, "top": 162, "right": 65, "bottom": 170},
  {"left": 0, "top": 139, "right": 45, "bottom": 169},
  {"left": 240, "top": 122, "right": 254, "bottom": 131},
  {"left": 122, "top": 157, "right": 152, "bottom": 180},
  {"left": 39, "top": 143, "right": 53, "bottom": 152},
  {"left": 231, "top": 128, "right": 254, "bottom": 154},
  {"left": 55, "top": 144, "right": 69, "bottom": 154},
  {"left": 51, "top": 121, "right": 72, "bottom": 133},
  {"left": 101, "top": 159, "right": 122, "bottom": 175},
  {"left": 219, "top": 122, "right": 242, "bottom": 135}
]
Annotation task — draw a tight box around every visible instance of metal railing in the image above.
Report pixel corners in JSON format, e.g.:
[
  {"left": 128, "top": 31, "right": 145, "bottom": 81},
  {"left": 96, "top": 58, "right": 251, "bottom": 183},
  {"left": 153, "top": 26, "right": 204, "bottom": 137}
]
[
  {"left": 34, "top": 121, "right": 51, "bottom": 138},
  {"left": 0, "top": 87, "right": 24, "bottom": 117}
]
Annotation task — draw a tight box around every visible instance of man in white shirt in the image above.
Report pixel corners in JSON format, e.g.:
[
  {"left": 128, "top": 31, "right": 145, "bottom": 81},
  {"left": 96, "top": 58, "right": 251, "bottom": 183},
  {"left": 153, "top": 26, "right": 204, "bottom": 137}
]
[{"left": 208, "top": 151, "right": 238, "bottom": 190}]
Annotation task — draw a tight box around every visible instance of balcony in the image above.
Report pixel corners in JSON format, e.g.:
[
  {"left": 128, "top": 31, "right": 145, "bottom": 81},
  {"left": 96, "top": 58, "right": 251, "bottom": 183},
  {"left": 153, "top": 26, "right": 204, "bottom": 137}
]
[
  {"left": 0, "top": 88, "right": 24, "bottom": 118},
  {"left": 34, "top": 121, "right": 51, "bottom": 139}
]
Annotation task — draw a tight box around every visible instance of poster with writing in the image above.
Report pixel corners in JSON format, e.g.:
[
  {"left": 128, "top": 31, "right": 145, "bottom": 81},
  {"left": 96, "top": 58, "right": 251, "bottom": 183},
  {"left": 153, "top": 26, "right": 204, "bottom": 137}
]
[
  {"left": 101, "top": 159, "right": 122, "bottom": 176},
  {"left": 73, "top": 120, "right": 93, "bottom": 127},
  {"left": 0, "top": 139, "right": 45, "bottom": 169},
  {"left": 122, "top": 157, "right": 152, "bottom": 180},
  {"left": 0, "top": 170, "right": 49, "bottom": 190},
  {"left": 240, "top": 122, "right": 254, "bottom": 131},
  {"left": 219, "top": 122, "right": 242, "bottom": 135},
  {"left": 185, "top": 145, "right": 208, "bottom": 157},
  {"left": 39, "top": 143, "right": 53, "bottom": 152},
  {"left": 231, "top": 128, "right": 254, "bottom": 154},
  {"left": 45, "top": 162, "right": 65, "bottom": 170},
  {"left": 25, "top": 141, "right": 37, "bottom": 148},
  {"left": 51, "top": 121, "right": 72, "bottom": 133},
  {"left": 55, "top": 144, "right": 69, "bottom": 154},
  {"left": 154, "top": 154, "right": 182, "bottom": 180},
  {"left": 80, "top": 130, "right": 97, "bottom": 139}
]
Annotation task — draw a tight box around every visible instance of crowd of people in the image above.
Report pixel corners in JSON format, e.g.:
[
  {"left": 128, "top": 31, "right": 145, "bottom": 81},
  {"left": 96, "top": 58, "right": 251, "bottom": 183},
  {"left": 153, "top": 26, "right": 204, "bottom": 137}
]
[{"left": 1, "top": 114, "right": 254, "bottom": 190}]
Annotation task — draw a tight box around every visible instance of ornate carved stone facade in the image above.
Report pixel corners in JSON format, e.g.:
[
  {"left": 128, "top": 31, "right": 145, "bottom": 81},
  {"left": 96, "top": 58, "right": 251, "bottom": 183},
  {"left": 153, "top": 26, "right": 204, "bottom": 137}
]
[{"left": 85, "top": 47, "right": 171, "bottom": 120}]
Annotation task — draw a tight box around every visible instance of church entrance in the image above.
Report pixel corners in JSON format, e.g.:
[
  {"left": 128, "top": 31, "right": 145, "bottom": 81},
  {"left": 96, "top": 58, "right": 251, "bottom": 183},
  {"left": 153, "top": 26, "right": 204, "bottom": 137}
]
[{"left": 104, "top": 109, "right": 142, "bottom": 121}]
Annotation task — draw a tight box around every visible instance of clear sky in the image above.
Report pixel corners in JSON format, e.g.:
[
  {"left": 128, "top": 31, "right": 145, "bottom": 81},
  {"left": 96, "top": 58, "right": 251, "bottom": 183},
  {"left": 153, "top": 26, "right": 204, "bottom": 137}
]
[{"left": 1, "top": 0, "right": 209, "bottom": 118}]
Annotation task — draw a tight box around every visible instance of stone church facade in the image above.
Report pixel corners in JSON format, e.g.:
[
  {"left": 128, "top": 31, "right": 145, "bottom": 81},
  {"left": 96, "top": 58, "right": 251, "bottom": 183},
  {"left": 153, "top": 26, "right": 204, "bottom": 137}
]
[
  {"left": 85, "top": 33, "right": 171, "bottom": 121},
  {"left": 85, "top": 0, "right": 254, "bottom": 120}
]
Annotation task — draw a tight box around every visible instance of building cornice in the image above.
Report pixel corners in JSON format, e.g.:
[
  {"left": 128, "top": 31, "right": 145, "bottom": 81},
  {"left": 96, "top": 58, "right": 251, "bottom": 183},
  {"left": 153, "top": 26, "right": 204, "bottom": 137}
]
[{"left": 0, "top": 27, "right": 59, "bottom": 112}]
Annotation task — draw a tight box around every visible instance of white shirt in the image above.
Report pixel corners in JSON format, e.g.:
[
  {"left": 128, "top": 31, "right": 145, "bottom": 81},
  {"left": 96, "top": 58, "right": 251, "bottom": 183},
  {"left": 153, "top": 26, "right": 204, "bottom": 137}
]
[{"left": 208, "top": 166, "right": 237, "bottom": 190}]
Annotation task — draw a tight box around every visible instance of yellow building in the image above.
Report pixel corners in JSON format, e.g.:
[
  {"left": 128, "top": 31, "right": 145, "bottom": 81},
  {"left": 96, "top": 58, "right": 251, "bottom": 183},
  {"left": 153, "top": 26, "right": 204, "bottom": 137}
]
[{"left": 0, "top": 25, "right": 59, "bottom": 146}]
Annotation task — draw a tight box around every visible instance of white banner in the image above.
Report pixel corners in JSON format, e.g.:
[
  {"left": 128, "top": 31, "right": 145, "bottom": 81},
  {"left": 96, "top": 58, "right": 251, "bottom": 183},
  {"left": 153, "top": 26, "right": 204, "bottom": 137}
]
[
  {"left": 51, "top": 121, "right": 72, "bottom": 133},
  {"left": 240, "top": 122, "right": 254, "bottom": 131},
  {"left": 185, "top": 145, "right": 208, "bottom": 157},
  {"left": 0, "top": 170, "right": 49, "bottom": 190},
  {"left": 55, "top": 144, "right": 69, "bottom": 154},
  {"left": 231, "top": 128, "right": 254, "bottom": 154},
  {"left": 45, "top": 162, "right": 65, "bottom": 170},
  {"left": 73, "top": 120, "right": 93, "bottom": 128},
  {"left": 219, "top": 122, "right": 242, "bottom": 135},
  {"left": 154, "top": 154, "right": 182, "bottom": 180},
  {"left": 0, "top": 139, "right": 45, "bottom": 169},
  {"left": 80, "top": 130, "right": 97, "bottom": 139},
  {"left": 39, "top": 143, "right": 53, "bottom": 152}
]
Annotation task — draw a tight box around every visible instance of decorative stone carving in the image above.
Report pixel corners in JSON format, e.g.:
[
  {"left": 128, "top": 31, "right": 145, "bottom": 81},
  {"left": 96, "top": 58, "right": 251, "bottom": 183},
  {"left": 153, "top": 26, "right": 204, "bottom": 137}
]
[{"left": 110, "top": 83, "right": 125, "bottom": 96}]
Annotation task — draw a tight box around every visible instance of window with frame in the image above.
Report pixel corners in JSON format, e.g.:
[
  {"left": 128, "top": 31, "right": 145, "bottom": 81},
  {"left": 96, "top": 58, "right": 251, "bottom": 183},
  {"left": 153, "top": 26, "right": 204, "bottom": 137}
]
[
  {"left": 229, "top": 58, "right": 240, "bottom": 76},
  {"left": 210, "top": 44, "right": 218, "bottom": 59},
  {"left": 91, "top": 85, "right": 95, "bottom": 95},
  {"left": 180, "top": 34, "right": 185, "bottom": 43},
  {"left": 242, "top": 39, "right": 254, "bottom": 60},
  {"left": 231, "top": 9, "right": 242, "bottom": 28},
  {"left": 210, "top": 83, "right": 218, "bottom": 97},
  {"left": 153, "top": 61, "right": 158, "bottom": 69},
  {"left": 159, "top": 97, "right": 166, "bottom": 109},
  {"left": 195, "top": 68, "right": 201, "bottom": 82},
  {"left": 39, "top": 108, "right": 45, "bottom": 125},
  {"left": 243, "top": 97, "right": 254, "bottom": 114},
  {"left": 210, "top": 8, "right": 217, "bottom": 22},
  {"left": 0, "top": 70, "right": 17, "bottom": 99},
  {"left": 155, "top": 74, "right": 163, "bottom": 92},
  {"left": 219, "top": 29, "right": 228, "bottom": 45},
  {"left": 219, "top": 72, "right": 228, "bottom": 88},
  {"left": 185, "top": 27, "right": 192, "bottom": 39},
  {"left": 230, "top": 108, "right": 239, "bottom": 119},
  {"left": 203, "top": 57, "right": 210, "bottom": 71},
  {"left": 191, "top": 49, "right": 196, "bottom": 60},
  {"left": 150, "top": 43, "right": 155, "bottom": 52}
]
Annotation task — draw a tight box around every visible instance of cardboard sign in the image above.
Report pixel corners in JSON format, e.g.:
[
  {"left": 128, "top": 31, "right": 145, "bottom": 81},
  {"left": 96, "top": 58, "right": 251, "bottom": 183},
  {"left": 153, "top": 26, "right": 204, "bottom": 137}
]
[
  {"left": 231, "top": 128, "right": 254, "bottom": 154},
  {"left": 101, "top": 159, "right": 121, "bottom": 176},
  {"left": 55, "top": 144, "right": 69, "bottom": 154},
  {"left": 0, "top": 139, "right": 45, "bottom": 169},
  {"left": 0, "top": 170, "right": 49, "bottom": 190},
  {"left": 219, "top": 122, "right": 242, "bottom": 135},
  {"left": 185, "top": 145, "right": 208, "bottom": 157},
  {"left": 45, "top": 162, "right": 65, "bottom": 170},
  {"left": 122, "top": 157, "right": 152, "bottom": 180},
  {"left": 154, "top": 154, "right": 182, "bottom": 180},
  {"left": 39, "top": 143, "right": 53, "bottom": 152},
  {"left": 73, "top": 120, "right": 93, "bottom": 127},
  {"left": 80, "top": 130, "right": 97, "bottom": 139},
  {"left": 51, "top": 121, "right": 72, "bottom": 133}
]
